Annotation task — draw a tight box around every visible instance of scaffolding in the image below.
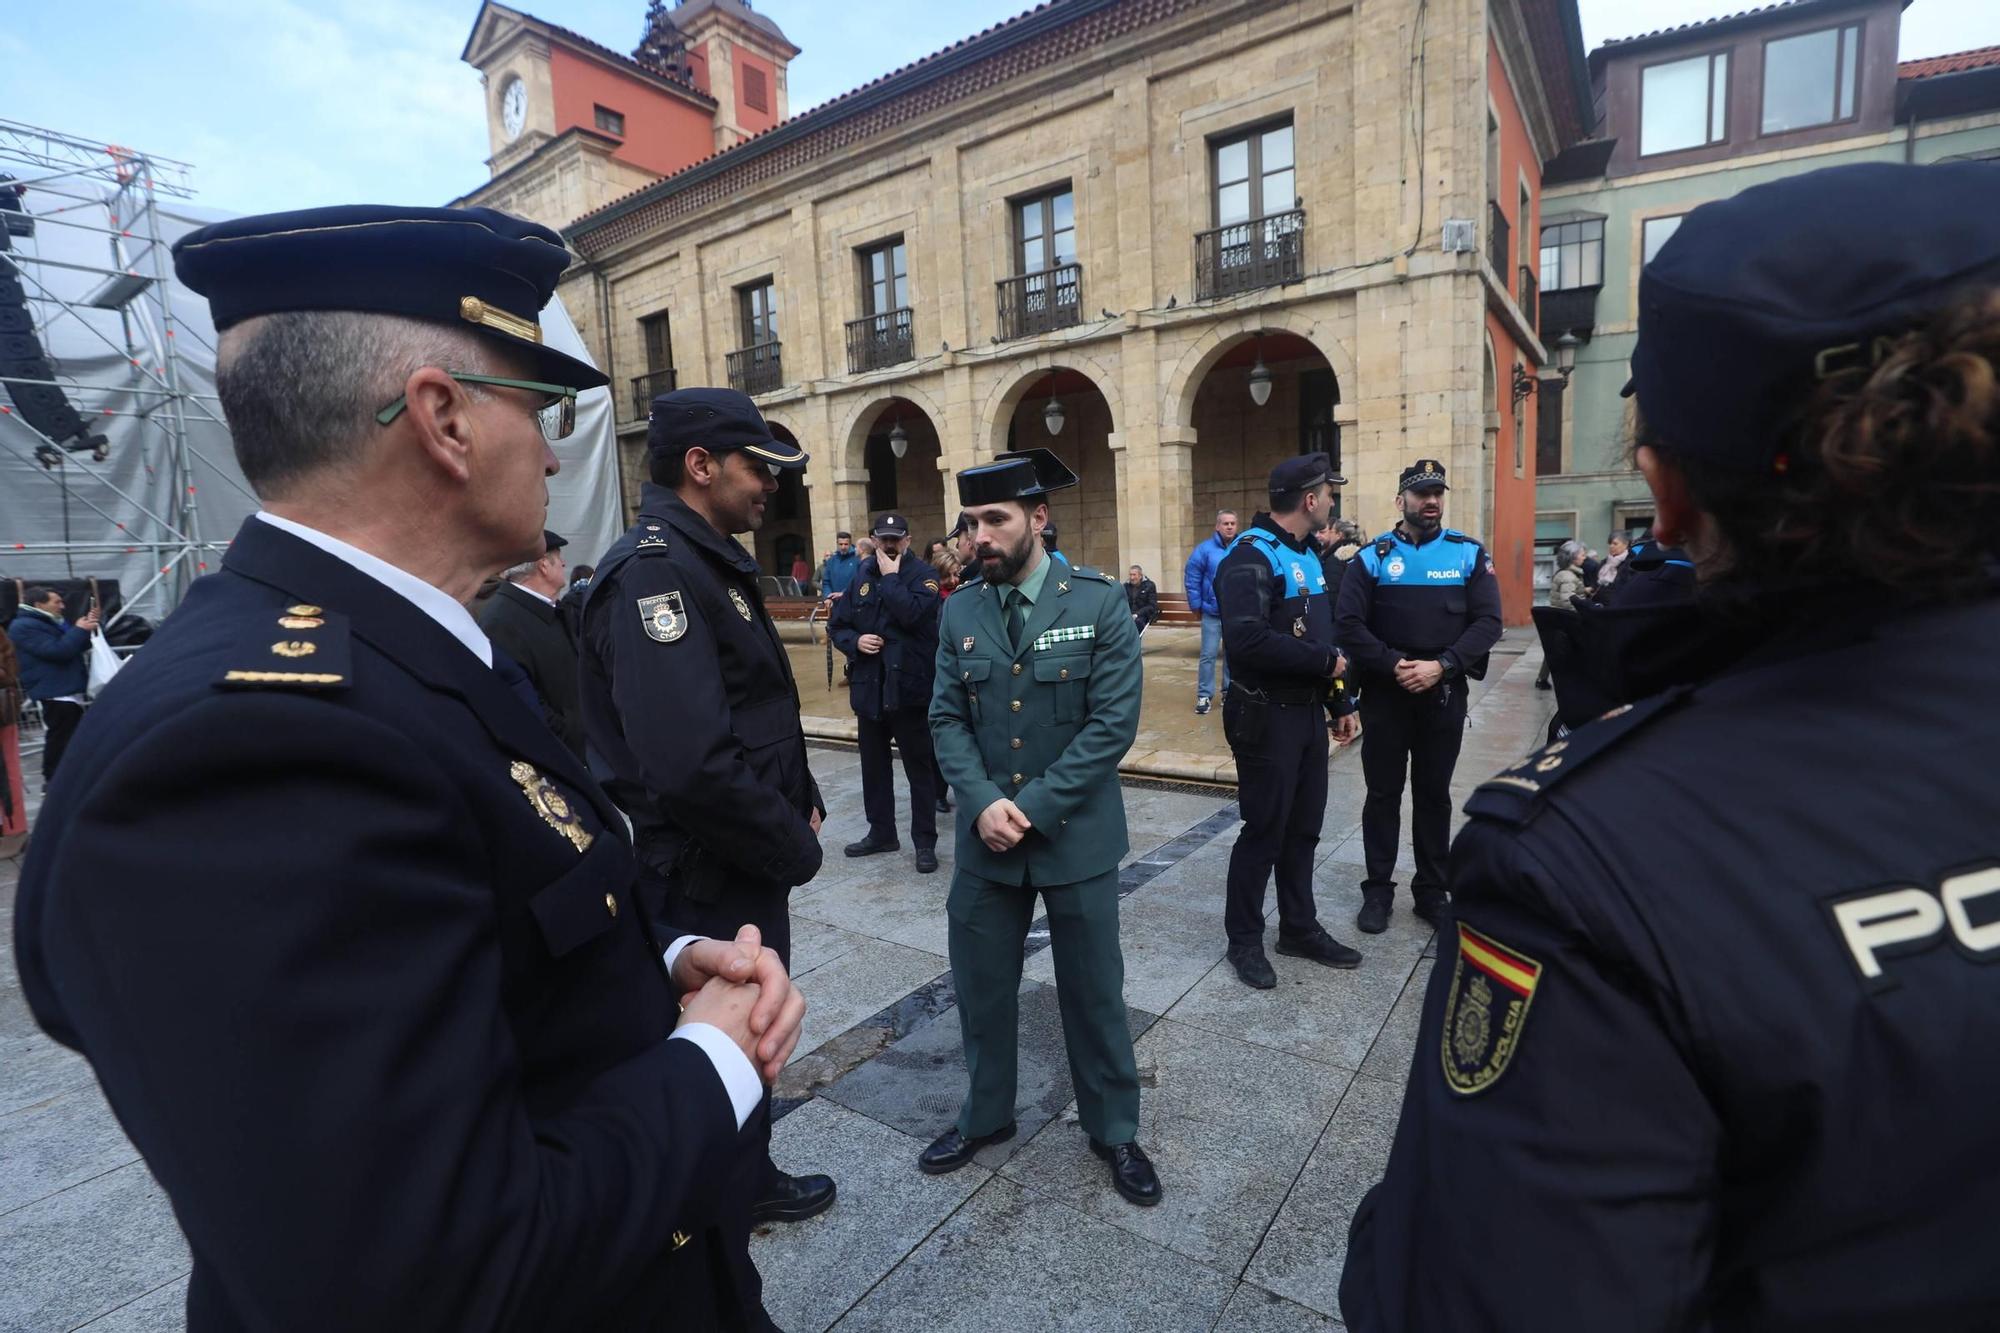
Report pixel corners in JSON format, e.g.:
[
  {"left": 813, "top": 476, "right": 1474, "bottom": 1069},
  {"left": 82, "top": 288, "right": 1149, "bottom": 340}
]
[{"left": 0, "top": 117, "right": 236, "bottom": 630}]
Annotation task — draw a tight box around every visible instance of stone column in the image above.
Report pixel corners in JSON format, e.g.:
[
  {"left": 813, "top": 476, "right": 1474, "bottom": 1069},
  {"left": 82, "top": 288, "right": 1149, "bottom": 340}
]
[{"left": 1153, "top": 433, "right": 1198, "bottom": 593}]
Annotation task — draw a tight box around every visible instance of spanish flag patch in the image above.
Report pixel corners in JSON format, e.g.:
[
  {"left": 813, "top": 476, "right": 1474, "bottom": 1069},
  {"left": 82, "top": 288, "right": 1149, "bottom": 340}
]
[{"left": 1440, "top": 922, "right": 1543, "bottom": 1096}]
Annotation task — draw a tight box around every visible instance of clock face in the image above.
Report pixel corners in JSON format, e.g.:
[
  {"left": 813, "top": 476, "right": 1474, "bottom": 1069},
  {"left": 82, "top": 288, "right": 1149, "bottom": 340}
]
[{"left": 501, "top": 78, "right": 526, "bottom": 141}]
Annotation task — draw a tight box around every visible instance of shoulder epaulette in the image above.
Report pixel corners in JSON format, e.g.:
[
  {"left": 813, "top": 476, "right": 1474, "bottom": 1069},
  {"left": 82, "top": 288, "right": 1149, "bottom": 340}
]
[
  {"left": 1067, "top": 566, "right": 1117, "bottom": 584},
  {"left": 634, "top": 521, "right": 670, "bottom": 553},
  {"left": 1465, "top": 686, "right": 1693, "bottom": 826},
  {"left": 215, "top": 604, "right": 352, "bottom": 692},
  {"left": 1443, "top": 529, "right": 1480, "bottom": 546},
  {"left": 958, "top": 574, "right": 984, "bottom": 590}
]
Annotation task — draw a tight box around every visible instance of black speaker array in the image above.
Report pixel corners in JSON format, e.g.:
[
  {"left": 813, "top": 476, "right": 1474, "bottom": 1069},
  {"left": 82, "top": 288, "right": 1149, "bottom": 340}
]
[{"left": 0, "top": 177, "right": 109, "bottom": 460}]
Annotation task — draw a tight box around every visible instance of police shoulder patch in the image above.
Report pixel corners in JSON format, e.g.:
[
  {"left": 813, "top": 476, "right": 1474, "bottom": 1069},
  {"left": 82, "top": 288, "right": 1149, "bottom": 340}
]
[
  {"left": 1465, "top": 685, "right": 1694, "bottom": 826},
  {"left": 1441, "top": 922, "right": 1543, "bottom": 1095},
  {"left": 637, "top": 591, "right": 687, "bottom": 643}
]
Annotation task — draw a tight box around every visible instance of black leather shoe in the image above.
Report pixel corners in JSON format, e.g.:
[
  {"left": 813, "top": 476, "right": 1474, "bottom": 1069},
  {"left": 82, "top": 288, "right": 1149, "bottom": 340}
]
[
  {"left": 844, "top": 833, "right": 900, "bottom": 858},
  {"left": 915, "top": 846, "right": 939, "bottom": 874},
  {"left": 750, "top": 1171, "right": 837, "bottom": 1224},
  {"left": 1412, "top": 893, "right": 1450, "bottom": 927},
  {"left": 1356, "top": 893, "right": 1392, "bottom": 935},
  {"left": 1277, "top": 926, "right": 1363, "bottom": 969},
  {"left": 935, "top": 796, "right": 952, "bottom": 814},
  {"left": 1090, "top": 1139, "right": 1163, "bottom": 1207},
  {"left": 919, "top": 1122, "right": 1016, "bottom": 1174},
  {"left": 1227, "top": 944, "right": 1277, "bottom": 990}
]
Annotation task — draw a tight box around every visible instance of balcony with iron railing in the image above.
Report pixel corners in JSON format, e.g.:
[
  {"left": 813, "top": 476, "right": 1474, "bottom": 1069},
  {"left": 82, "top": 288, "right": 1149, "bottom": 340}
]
[
  {"left": 1486, "top": 200, "right": 1510, "bottom": 282},
  {"left": 996, "top": 263, "right": 1082, "bottom": 341},
  {"left": 1539, "top": 284, "right": 1601, "bottom": 343},
  {"left": 844, "top": 307, "right": 915, "bottom": 375},
  {"left": 1517, "top": 265, "right": 1538, "bottom": 330},
  {"left": 628, "top": 367, "right": 678, "bottom": 422},
  {"left": 725, "top": 341, "right": 783, "bottom": 396},
  {"left": 1194, "top": 208, "right": 1305, "bottom": 300}
]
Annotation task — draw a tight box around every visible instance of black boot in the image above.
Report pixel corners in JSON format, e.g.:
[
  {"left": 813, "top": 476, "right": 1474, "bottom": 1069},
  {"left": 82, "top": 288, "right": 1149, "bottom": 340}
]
[
  {"left": 1275, "top": 925, "right": 1363, "bottom": 968},
  {"left": 914, "top": 846, "right": 939, "bottom": 874},
  {"left": 1413, "top": 892, "right": 1450, "bottom": 928},
  {"left": 1356, "top": 891, "right": 1392, "bottom": 935},
  {"left": 1227, "top": 944, "right": 1277, "bottom": 990}
]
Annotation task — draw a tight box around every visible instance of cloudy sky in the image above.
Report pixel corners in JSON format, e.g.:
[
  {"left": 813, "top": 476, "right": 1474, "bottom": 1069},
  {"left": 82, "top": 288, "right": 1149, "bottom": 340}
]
[{"left": 7, "top": 0, "right": 1998, "bottom": 217}]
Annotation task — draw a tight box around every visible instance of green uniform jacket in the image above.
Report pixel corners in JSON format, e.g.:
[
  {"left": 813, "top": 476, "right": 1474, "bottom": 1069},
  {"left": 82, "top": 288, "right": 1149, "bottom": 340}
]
[{"left": 930, "top": 564, "right": 1142, "bottom": 886}]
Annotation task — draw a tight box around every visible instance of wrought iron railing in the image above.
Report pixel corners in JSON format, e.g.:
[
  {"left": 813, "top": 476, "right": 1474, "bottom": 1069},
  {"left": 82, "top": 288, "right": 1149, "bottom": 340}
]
[
  {"left": 628, "top": 367, "right": 678, "bottom": 421},
  {"left": 1517, "top": 265, "right": 1538, "bottom": 328},
  {"left": 844, "top": 307, "right": 914, "bottom": 374},
  {"left": 1539, "top": 284, "right": 1601, "bottom": 343},
  {"left": 1194, "top": 208, "right": 1306, "bottom": 300},
  {"left": 725, "top": 340, "right": 783, "bottom": 396},
  {"left": 1487, "top": 200, "right": 1510, "bottom": 281},
  {"left": 996, "top": 263, "right": 1083, "bottom": 341}
]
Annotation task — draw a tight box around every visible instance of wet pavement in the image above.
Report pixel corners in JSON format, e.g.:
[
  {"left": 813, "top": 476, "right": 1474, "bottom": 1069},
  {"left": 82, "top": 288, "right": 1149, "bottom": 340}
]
[{"left": 1, "top": 636, "right": 1553, "bottom": 1332}]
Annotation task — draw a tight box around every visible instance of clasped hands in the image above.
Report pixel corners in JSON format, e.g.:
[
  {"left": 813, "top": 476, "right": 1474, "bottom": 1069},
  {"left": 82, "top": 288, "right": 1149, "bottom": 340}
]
[
  {"left": 672, "top": 924, "right": 806, "bottom": 1083},
  {"left": 1393, "top": 657, "right": 1445, "bottom": 694},
  {"left": 976, "top": 797, "right": 1033, "bottom": 852}
]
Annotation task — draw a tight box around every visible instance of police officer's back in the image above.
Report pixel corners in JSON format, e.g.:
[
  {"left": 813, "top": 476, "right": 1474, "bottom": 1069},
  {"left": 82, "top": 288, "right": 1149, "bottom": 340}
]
[{"left": 1342, "top": 162, "right": 2000, "bottom": 1330}]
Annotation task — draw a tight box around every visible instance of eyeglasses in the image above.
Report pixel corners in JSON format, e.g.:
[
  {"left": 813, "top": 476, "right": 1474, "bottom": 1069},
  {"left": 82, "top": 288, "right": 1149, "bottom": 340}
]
[{"left": 375, "top": 372, "right": 580, "bottom": 441}]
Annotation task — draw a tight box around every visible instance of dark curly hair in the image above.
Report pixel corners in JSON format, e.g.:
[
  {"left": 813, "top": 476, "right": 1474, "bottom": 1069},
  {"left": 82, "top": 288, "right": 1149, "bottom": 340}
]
[{"left": 1640, "top": 287, "right": 2000, "bottom": 602}]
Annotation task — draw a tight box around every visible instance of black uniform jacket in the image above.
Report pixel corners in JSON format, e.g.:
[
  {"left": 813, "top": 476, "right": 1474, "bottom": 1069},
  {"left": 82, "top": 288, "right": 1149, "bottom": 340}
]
[
  {"left": 1343, "top": 587, "right": 2000, "bottom": 1331},
  {"left": 1214, "top": 514, "right": 1355, "bottom": 716},
  {"left": 580, "top": 484, "right": 823, "bottom": 894},
  {"left": 477, "top": 578, "right": 585, "bottom": 758},
  {"left": 13, "top": 517, "right": 758, "bottom": 1332},
  {"left": 829, "top": 553, "right": 942, "bottom": 718},
  {"left": 1334, "top": 525, "right": 1503, "bottom": 685}
]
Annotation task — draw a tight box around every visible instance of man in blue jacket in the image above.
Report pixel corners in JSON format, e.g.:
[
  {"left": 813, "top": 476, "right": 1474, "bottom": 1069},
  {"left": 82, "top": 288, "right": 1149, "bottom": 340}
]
[
  {"left": 8, "top": 585, "right": 98, "bottom": 786},
  {"left": 1182, "top": 510, "right": 1237, "bottom": 714},
  {"left": 819, "top": 532, "right": 860, "bottom": 601}
]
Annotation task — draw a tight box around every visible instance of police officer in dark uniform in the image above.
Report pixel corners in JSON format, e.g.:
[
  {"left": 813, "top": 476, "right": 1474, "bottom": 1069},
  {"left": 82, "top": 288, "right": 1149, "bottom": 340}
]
[
  {"left": 13, "top": 206, "right": 806, "bottom": 1331},
  {"left": 1343, "top": 161, "right": 2000, "bottom": 1330},
  {"left": 579, "top": 387, "right": 837, "bottom": 1228},
  {"left": 1535, "top": 535, "right": 1705, "bottom": 744},
  {"left": 831, "top": 511, "right": 943, "bottom": 873},
  {"left": 1334, "top": 460, "right": 1502, "bottom": 934},
  {"left": 1214, "top": 453, "right": 1364, "bottom": 990}
]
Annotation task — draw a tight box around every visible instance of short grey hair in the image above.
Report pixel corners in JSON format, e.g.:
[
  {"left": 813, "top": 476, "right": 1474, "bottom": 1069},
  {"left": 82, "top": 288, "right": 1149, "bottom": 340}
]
[
  {"left": 1215, "top": 509, "right": 1237, "bottom": 522},
  {"left": 500, "top": 560, "right": 541, "bottom": 583},
  {"left": 215, "top": 311, "right": 496, "bottom": 495}
]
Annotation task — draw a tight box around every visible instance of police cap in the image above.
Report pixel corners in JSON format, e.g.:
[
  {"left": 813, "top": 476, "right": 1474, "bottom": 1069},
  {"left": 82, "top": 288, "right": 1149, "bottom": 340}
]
[
  {"left": 872, "top": 512, "right": 909, "bottom": 539},
  {"left": 1269, "top": 451, "right": 1344, "bottom": 494},
  {"left": 171, "top": 205, "right": 608, "bottom": 392},
  {"left": 1625, "top": 161, "right": 2000, "bottom": 471},
  {"left": 541, "top": 530, "right": 567, "bottom": 554},
  {"left": 646, "top": 388, "right": 808, "bottom": 469},
  {"left": 956, "top": 447, "right": 1078, "bottom": 506},
  {"left": 1398, "top": 459, "right": 1448, "bottom": 492}
]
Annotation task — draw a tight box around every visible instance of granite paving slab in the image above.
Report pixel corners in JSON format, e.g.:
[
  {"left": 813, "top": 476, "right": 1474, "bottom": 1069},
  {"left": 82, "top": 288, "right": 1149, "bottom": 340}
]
[
  {"left": 1357, "top": 959, "right": 1434, "bottom": 1088},
  {"left": 1022, "top": 892, "right": 1226, "bottom": 1016},
  {"left": 0, "top": 1030, "right": 97, "bottom": 1119},
  {"left": 1243, "top": 1073, "right": 1407, "bottom": 1322},
  {"left": 822, "top": 980, "right": 1158, "bottom": 1171},
  {"left": 787, "top": 938, "right": 950, "bottom": 1067},
  {"left": 791, "top": 864, "right": 959, "bottom": 960},
  {"left": 0, "top": 1080, "right": 141, "bottom": 1217},
  {"left": 829, "top": 1176, "right": 1235, "bottom": 1332},
  {"left": 1213, "top": 1282, "right": 1345, "bottom": 1332},
  {"left": 754, "top": 1099, "right": 988, "bottom": 1333},
  {"left": 72, "top": 1277, "right": 190, "bottom": 1333},
  {"left": 788, "top": 918, "right": 874, "bottom": 981},
  {"left": 1000, "top": 1018, "right": 1353, "bottom": 1275},
  {"left": 0, "top": 1159, "right": 190, "bottom": 1333}
]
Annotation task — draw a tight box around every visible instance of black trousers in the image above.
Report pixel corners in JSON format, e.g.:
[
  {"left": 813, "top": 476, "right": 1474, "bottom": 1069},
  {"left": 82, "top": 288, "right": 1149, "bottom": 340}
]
[
  {"left": 1358, "top": 678, "right": 1468, "bottom": 899},
  {"left": 1222, "top": 695, "right": 1327, "bottom": 948},
  {"left": 857, "top": 705, "right": 937, "bottom": 847},
  {"left": 39, "top": 700, "right": 85, "bottom": 782}
]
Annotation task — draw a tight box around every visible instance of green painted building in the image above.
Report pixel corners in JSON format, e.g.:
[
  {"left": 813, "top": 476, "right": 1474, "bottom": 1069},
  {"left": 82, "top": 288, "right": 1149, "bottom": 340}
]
[{"left": 1528, "top": 0, "right": 2000, "bottom": 578}]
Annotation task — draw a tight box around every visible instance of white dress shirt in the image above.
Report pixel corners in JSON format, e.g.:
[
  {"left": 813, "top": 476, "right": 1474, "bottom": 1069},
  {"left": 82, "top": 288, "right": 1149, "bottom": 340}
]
[{"left": 253, "top": 512, "right": 763, "bottom": 1128}]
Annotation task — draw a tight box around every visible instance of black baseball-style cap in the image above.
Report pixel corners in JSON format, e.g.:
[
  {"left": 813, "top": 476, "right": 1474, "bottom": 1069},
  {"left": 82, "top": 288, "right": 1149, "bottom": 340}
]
[
  {"left": 872, "top": 513, "right": 910, "bottom": 539},
  {"left": 1625, "top": 161, "right": 2000, "bottom": 472},
  {"left": 1269, "top": 451, "right": 1344, "bottom": 492},
  {"left": 646, "top": 388, "right": 808, "bottom": 469},
  {"left": 172, "top": 205, "right": 608, "bottom": 392},
  {"left": 1398, "top": 459, "right": 1448, "bottom": 492},
  {"left": 956, "top": 448, "right": 1078, "bottom": 506}
]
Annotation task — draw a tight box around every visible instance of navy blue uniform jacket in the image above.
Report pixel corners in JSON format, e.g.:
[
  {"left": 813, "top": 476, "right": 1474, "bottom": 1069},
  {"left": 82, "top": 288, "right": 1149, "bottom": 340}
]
[
  {"left": 829, "top": 553, "right": 941, "bottom": 718},
  {"left": 13, "top": 518, "right": 760, "bottom": 1332}
]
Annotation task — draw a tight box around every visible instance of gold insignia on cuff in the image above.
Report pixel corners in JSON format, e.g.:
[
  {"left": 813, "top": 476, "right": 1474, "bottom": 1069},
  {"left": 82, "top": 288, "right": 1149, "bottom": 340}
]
[
  {"left": 510, "top": 760, "right": 593, "bottom": 853},
  {"left": 278, "top": 616, "right": 324, "bottom": 630},
  {"left": 458, "top": 295, "right": 542, "bottom": 344},
  {"left": 271, "top": 640, "right": 317, "bottom": 658}
]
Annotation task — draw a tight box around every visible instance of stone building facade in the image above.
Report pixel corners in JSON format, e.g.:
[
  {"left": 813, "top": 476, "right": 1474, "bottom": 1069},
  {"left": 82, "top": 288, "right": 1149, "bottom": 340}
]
[{"left": 461, "top": 0, "right": 1592, "bottom": 622}]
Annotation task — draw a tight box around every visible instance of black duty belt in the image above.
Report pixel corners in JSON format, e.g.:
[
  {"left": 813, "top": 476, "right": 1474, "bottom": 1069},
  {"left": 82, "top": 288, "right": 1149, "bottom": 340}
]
[{"left": 1231, "top": 684, "right": 1326, "bottom": 707}]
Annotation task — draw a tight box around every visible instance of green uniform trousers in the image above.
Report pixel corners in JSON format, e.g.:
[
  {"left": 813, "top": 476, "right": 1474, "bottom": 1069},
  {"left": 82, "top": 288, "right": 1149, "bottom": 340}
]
[{"left": 947, "top": 864, "right": 1141, "bottom": 1145}]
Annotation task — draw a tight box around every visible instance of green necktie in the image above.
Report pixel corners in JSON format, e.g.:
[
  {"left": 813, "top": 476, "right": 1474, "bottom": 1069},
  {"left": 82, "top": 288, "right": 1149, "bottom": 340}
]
[{"left": 1005, "top": 587, "right": 1027, "bottom": 650}]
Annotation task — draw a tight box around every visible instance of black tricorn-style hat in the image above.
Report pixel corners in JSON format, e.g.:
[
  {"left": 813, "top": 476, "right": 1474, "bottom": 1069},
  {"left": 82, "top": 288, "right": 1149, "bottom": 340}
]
[
  {"left": 956, "top": 448, "right": 1078, "bottom": 506},
  {"left": 172, "top": 204, "right": 608, "bottom": 391}
]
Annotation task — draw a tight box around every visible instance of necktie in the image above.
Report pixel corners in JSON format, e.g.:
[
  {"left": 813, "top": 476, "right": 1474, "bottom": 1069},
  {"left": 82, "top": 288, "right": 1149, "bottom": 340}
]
[{"left": 1005, "top": 588, "right": 1027, "bottom": 651}]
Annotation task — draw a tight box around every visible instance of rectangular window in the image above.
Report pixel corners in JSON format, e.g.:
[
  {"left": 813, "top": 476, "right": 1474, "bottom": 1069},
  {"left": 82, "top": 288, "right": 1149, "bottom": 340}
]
[
  {"left": 1642, "top": 214, "right": 1684, "bottom": 266},
  {"left": 1211, "top": 119, "right": 1295, "bottom": 227},
  {"left": 859, "top": 237, "right": 909, "bottom": 317},
  {"left": 1640, "top": 51, "right": 1729, "bottom": 156},
  {"left": 593, "top": 105, "right": 625, "bottom": 137},
  {"left": 640, "top": 311, "right": 672, "bottom": 372},
  {"left": 1539, "top": 217, "right": 1604, "bottom": 291},
  {"left": 1014, "top": 187, "right": 1075, "bottom": 276},
  {"left": 737, "top": 278, "right": 778, "bottom": 347},
  {"left": 1761, "top": 23, "right": 1862, "bottom": 135},
  {"left": 743, "top": 65, "right": 769, "bottom": 113}
]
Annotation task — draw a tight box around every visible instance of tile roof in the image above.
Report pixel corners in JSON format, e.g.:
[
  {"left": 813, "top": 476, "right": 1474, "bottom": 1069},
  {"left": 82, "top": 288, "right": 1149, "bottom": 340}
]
[
  {"left": 1899, "top": 44, "right": 2000, "bottom": 80},
  {"left": 1593, "top": 0, "right": 1851, "bottom": 56}
]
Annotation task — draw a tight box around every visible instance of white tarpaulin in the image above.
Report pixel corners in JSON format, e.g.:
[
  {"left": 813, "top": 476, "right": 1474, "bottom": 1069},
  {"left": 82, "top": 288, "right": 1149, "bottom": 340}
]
[{"left": 0, "top": 188, "right": 623, "bottom": 630}]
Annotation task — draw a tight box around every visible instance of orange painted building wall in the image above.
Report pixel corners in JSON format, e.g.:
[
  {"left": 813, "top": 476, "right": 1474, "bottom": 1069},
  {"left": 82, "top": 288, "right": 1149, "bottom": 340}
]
[
  {"left": 734, "top": 49, "right": 781, "bottom": 135},
  {"left": 1485, "top": 35, "right": 1543, "bottom": 626},
  {"left": 548, "top": 45, "right": 715, "bottom": 178}
]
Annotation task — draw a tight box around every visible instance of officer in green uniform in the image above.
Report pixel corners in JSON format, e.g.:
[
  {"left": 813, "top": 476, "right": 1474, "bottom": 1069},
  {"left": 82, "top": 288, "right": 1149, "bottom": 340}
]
[{"left": 922, "top": 449, "right": 1161, "bottom": 1208}]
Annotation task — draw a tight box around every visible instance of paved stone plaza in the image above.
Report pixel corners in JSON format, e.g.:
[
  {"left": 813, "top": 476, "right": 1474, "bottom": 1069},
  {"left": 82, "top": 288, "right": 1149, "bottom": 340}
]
[{"left": 1, "top": 636, "right": 1551, "bottom": 1332}]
